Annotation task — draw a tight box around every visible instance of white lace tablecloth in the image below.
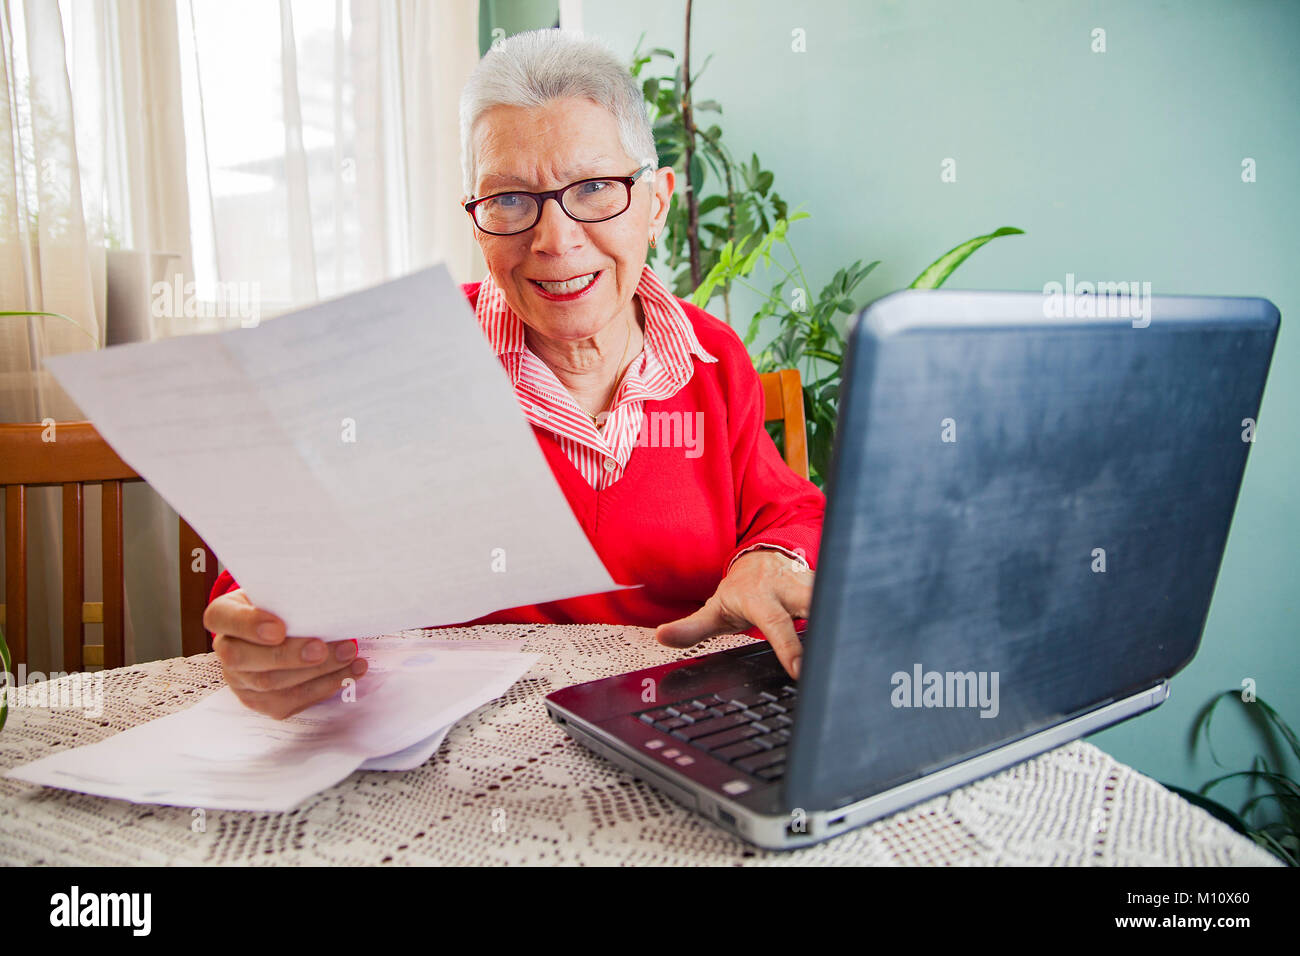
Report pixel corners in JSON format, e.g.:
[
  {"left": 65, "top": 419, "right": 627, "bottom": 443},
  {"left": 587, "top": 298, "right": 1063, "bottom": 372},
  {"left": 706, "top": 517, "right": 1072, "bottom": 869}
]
[{"left": 0, "top": 624, "right": 1279, "bottom": 866}]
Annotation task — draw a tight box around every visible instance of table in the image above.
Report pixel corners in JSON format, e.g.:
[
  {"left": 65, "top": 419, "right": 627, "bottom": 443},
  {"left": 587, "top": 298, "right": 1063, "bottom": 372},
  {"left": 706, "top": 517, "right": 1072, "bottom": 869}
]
[{"left": 0, "top": 624, "right": 1279, "bottom": 865}]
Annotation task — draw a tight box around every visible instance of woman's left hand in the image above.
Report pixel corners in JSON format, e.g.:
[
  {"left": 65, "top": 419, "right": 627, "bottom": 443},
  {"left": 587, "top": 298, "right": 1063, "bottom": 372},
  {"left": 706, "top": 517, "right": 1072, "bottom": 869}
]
[{"left": 654, "top": 549, "right": 814, "bottom": 680}]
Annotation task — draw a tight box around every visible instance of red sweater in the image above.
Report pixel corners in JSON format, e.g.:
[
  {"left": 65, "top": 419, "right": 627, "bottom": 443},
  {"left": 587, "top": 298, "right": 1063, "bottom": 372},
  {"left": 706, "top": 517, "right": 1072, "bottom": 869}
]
[{"left": 208, "top": 284, "right": 825, "bottom": 637}]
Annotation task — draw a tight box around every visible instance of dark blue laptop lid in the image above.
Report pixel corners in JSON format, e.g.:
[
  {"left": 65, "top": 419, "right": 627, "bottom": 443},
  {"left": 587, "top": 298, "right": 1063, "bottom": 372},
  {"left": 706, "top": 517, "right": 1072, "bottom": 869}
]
[{"left": 784, "top": 290, "right": 1279, "bottom": 812}]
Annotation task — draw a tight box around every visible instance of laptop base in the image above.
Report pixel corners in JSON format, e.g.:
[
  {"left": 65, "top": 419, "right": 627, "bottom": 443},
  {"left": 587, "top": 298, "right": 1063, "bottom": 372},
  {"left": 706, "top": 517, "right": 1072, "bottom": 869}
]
[{"left": 547, "top": 681, "right": 1168, "bottom": 850}]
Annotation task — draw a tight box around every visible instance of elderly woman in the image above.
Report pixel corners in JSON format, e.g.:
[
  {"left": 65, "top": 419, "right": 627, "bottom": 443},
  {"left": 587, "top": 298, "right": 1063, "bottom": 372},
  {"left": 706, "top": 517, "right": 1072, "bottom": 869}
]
[{"left": 203, "top": 30, "right": 825, "bottom": 719}]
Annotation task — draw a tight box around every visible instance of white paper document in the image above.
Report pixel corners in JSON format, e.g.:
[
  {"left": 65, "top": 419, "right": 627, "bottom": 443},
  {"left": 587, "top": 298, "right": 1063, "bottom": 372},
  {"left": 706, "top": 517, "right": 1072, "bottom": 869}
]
[
  {"left": 357, "top": 636, "right": 526, "bottom": 771},
  {"left": 7, "top": 639, "right": 539, "bottom": 811},
  {"left": 358, "top": 725, "right": 451, "bottom": 772},
  {"left": 44, "top": 265, "right": 628, "bottom": 640}
]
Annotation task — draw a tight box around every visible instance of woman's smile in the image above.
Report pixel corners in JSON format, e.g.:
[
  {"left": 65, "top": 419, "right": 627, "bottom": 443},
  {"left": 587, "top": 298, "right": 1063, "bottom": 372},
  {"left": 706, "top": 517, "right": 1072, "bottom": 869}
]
[{"left": 529, "top": 270, "right": 602, "bottom": 300}]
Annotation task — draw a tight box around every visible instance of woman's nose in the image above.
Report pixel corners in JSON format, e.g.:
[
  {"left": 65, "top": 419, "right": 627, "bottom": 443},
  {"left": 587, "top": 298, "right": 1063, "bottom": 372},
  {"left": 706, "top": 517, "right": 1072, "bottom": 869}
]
[{"left": 530, "top": 196, "right": 585, "bottom": 256}]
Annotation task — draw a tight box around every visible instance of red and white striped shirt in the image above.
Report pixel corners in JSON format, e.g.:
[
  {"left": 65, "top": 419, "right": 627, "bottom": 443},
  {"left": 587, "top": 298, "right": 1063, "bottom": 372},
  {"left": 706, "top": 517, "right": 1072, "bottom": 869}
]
[{"left": 473, "top": 264, "right": 718, "bottom": 490}]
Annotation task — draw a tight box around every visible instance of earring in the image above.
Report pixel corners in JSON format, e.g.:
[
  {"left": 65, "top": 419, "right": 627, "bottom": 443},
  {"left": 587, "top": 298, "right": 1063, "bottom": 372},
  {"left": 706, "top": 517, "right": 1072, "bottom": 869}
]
[{"left": 649, "top": 234, "right": 657, "bottom": 249}]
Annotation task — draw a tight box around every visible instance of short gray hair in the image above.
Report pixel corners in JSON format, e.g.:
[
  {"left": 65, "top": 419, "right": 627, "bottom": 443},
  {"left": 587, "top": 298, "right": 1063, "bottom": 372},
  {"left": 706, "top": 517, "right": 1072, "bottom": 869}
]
[{"left": 459, "top": 29, "right": 657, "bottom": 196}]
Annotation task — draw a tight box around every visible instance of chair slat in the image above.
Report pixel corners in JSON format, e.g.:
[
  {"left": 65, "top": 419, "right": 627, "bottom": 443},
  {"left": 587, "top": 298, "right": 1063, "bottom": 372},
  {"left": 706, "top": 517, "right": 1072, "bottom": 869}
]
[
  {"left": 4, "top": 484, "right": 26, "bottom": 666},
  {"left": 61, "top": 483, "right": 84, "bottom": 672},
  {"left": 101, "top": 480, "right": 125, "bottom": 670},
  {"left": 4, "top": 486, "right": 27, "bottom": 665},
  {"left": 179, "top": 518, "right": 218, "bottom": 657},
  {"left": 778, "top": 368, "right": 810, "bottom": 480},
  {"left": 760, "top": 374, "right": 783, "bottom": 423},
  {"left": 1, "top": 422, "right": 218, "bottom": 672},
  {"left": 758, "top": 369, "right": 810, "bottom": 481}
]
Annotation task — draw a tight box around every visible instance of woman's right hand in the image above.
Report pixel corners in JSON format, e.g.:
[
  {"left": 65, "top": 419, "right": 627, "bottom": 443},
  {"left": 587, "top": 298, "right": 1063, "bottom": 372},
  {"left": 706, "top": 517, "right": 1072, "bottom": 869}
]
[{"left": 203, "top": 588, "right": 368, "bottom": 719}]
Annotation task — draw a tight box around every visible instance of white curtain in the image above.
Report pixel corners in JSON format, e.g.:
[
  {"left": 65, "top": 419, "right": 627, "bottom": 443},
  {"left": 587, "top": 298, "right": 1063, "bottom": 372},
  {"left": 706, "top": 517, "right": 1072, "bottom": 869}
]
[
  {"left": 1, "top": 0, "right": 189, "bottom": 674},
  {"left": 179, "top": 0, "right": 482, "bottom": 317},
  {"left": 1, "top": 0, "right": 481, "bottom": 672}
]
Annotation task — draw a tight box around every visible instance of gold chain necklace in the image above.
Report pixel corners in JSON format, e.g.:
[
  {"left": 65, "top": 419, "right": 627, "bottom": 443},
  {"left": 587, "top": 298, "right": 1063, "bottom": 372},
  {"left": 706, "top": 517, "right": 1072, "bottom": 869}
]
[{"left": 589, "top": 315, "right": 634, "bottom": 427}]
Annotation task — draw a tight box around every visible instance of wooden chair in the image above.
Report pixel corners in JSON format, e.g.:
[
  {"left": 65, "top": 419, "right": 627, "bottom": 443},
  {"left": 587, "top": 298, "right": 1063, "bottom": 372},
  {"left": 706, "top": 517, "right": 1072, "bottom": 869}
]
[
  {"left": 0, "top": 421, "right": 217, "bottom": 672},
  {"left": 758, "top": 369, "right": 810, "bottom": 480},
  {"left": 0, "top": 383, "right": 804, "bottom": 671}
]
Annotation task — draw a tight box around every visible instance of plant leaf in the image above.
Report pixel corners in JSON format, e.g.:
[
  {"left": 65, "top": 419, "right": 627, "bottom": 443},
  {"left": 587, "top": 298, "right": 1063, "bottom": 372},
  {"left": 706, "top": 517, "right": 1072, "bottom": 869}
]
[
  {"left": 1163, "top": 783, "right": 1252, "bottom": 835},
  {"left": 0, "top": 622, "right": 9, "bottom": 732},
  {"left": 1, "top": 310, "right": 96, "bottom": 347},
  {"left": 909, "top": 226, "right": 1024, "bottom": 290}
]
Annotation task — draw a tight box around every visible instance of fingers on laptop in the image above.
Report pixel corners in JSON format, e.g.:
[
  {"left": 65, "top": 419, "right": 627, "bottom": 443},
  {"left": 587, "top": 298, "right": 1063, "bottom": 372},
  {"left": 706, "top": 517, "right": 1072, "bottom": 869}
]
[
  {"left": 654, "top": 601, "right": 727, "bottom": 648},
  {"left": 656, "top": 595, "right": 806, "bottom": 680},
  {"left": 750, "top": 600, "right": 804, "bottom": 680}
]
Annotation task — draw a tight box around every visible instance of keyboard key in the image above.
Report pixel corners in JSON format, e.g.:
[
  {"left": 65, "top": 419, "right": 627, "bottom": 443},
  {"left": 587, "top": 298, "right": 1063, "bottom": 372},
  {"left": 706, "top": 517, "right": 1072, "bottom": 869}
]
[
  {"left": 714, "top": 740, "right": 763, "bottom": 762},
  {"left": 775, "top": 728, "right": 791, "bottom": 741},
  {"left": 736, "top": 747, "right": 787, "bottom": 774},
  {"left": 692, "top": 724, "right": 761, "bottom": 751},
  {"left": 695, "top": 694, "right": 725, "bottom": 708},
  {"left": 672, "top": 712, "right": 752, "bottom": 741},
  {"left": 756, "top": 763, "right": 786, "bottom": 782},
  {"left": 716, "top": 702, "right": 744, "bottom": 715},
  {"left": 771, "top": 714, "right": 793, "bottom": 729},
  {"left": 640, "top": 709, "right": 673, "bottom": 723},
  {"left": 749, "top": 721, "right": 773, "bottom": 735},
  {"left": 780, "top": 685, "right": 798, "bottom": 696},
  {"left": 758, "top": 690, "right": 780, "bottom": 703},
  {"left": 656, "top": 717, "right": 689, "bottom": 731},
  {"left": 729, "top": 692, "right": 770, "bottom": 709},
  {"left": 752, "top": 732, "right": 785, "bottom": 749}
]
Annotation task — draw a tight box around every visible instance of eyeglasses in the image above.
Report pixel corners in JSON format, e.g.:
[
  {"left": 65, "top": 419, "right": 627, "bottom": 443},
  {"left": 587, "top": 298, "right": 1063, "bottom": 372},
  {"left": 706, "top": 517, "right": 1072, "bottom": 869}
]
[{"left": 464, "top": 164, "right": 653, "bottom": 236}]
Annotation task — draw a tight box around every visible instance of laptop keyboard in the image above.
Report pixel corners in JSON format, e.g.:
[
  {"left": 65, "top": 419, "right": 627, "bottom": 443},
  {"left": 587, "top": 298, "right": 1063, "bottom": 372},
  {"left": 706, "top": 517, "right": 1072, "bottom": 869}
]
[{"left": 636, "top": 685, "right": 798, "bottom": 782}]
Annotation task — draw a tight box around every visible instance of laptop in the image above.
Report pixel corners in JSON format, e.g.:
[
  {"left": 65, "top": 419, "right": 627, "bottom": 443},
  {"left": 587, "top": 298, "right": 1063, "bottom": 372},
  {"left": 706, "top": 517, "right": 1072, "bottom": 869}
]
[{"left": 544, "top": 288, "right": 1280, "bottom": 850}]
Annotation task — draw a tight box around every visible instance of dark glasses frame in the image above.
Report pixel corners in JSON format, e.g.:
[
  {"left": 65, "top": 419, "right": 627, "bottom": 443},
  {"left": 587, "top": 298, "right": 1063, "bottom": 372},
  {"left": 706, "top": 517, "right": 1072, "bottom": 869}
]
[{"left": 464, "top": 164, "right": 654, "bottom": 236}]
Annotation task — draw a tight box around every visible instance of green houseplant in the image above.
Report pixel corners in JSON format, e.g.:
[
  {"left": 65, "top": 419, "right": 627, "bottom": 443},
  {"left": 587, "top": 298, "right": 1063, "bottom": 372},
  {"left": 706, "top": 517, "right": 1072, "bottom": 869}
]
[
  {"left": 630, "top": 14, "right": 1022, "bottom": 485},
  {"left": 692, "top": 224, "right": 1022, "bottom": 485},
  {"left": 1163, "top": 691, "right": 1300, "bottom": 866},
  {"left": 0, "top": 623, "right": 9, "bottom": 732}
]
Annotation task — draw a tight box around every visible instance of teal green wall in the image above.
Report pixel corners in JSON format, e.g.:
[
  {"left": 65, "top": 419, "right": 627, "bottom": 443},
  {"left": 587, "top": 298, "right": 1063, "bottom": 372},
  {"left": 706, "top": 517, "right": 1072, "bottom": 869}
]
[
  {"left": 582, "top": 0, "right": 1299, "bottom": 799},
  {"left": 479, "top": 0, "right": 559, "bottom": 55}
]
